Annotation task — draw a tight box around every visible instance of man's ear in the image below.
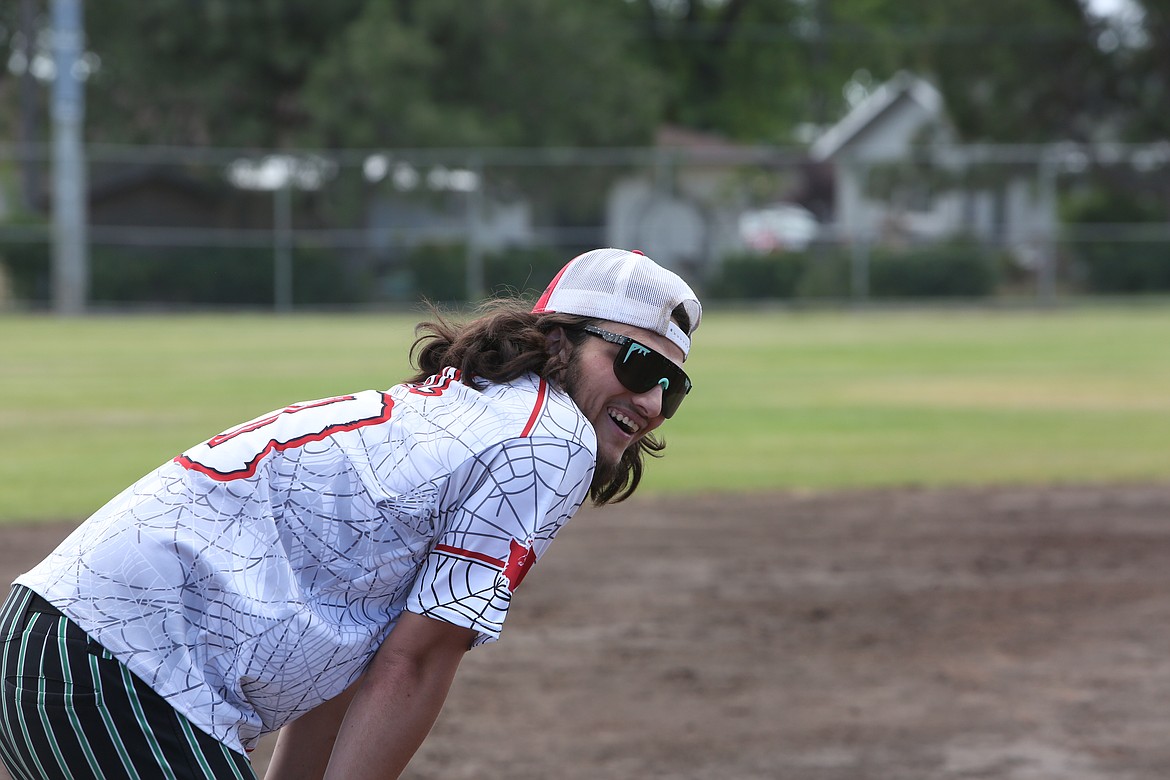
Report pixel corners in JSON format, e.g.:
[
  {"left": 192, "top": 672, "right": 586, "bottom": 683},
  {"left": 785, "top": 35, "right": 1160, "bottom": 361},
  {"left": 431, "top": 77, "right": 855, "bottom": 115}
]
[{"left": 546, "top": 326, "right": 571, "bottom": 359}]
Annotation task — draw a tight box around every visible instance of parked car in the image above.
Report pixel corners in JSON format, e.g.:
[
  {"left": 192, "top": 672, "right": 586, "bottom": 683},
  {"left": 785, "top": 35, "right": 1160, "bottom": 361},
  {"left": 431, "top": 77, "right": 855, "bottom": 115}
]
[{"left": 738, "top": 202, "right": 820, "bottom": 253}]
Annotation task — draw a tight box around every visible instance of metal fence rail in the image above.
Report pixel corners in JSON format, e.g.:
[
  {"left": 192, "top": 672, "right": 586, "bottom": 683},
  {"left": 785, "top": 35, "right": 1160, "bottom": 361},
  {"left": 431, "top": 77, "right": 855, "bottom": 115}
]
[{"left": 1, "top": 142, "right": 1168, "bottom": 310}]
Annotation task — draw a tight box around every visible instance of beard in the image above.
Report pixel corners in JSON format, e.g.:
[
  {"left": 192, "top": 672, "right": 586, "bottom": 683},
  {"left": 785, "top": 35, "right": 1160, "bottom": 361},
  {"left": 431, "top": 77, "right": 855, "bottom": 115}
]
[
  {"left": 589, "top": 453, "right": 622, "bottom": 497},
  {"left": 562, "top": 350, "right": 624, "bottom": 496}
]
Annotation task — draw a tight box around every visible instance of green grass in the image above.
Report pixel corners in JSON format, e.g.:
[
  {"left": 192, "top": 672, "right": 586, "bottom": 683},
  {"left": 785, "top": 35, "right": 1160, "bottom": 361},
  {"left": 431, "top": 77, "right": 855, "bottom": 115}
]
[
  {"left": 660, "top": 305, "right": 1170, "bottom": 493},
  {"left": 2, "top": 305, "right": 1168, "bottom": 523}
]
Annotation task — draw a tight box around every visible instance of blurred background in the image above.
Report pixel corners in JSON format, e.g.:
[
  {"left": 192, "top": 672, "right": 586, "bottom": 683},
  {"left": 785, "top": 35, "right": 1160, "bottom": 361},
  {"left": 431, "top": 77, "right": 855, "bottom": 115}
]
[
  {"left": 1, "top": 0, "right": 1167, "bottom": 314},
  {"left": 3, "top": 9, "right": 1170, "bottom": 777}
]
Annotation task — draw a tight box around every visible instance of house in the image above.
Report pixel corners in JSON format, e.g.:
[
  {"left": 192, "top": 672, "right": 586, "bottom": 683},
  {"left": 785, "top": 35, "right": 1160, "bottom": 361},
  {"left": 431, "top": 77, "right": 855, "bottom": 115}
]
[
  {"left": 808, "top": 71, "right": 1058, "bottom": 257},
  {"left": 363, "top": 164, "right": 533, "bottom": 256},
  {"left": 605, "top": 125, "right": 809, "bottom": 278}
]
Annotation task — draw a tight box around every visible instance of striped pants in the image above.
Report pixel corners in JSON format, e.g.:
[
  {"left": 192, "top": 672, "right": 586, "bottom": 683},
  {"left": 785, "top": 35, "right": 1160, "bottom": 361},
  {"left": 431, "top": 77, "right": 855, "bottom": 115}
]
[{"left": 0, "top": 587, "right": 256, "bottom": 780}]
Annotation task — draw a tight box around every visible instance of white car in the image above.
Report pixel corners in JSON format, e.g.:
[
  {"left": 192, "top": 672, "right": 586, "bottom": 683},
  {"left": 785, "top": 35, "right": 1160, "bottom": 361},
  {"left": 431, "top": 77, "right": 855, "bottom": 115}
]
[{"left": 738, "top": 203, "right": 819, "bottom": 253}]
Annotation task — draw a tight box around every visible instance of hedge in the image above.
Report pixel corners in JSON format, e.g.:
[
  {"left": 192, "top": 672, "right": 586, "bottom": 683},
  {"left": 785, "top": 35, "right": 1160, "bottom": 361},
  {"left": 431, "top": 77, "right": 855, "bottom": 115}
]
[
  {"left": 3, "top": 239, "right": 1009, "bottom": 307},
  {"left": 403, "top": 243, "right": 574, "bottom": 303},
  {"left": 1074, "top": 242, "right": 1170, "bottom": 293},
  {"left": 0, "top": 242, "right": 368, "bottom": 307},
  {"left": 0, "top": 240, "right": 570, "bottom": 308},
  {"left": 1062, "top": 188, "right": 1170, "bottom": 294},
  {"left": 710, "top": 242, "right": 999, "bottom": 300}
]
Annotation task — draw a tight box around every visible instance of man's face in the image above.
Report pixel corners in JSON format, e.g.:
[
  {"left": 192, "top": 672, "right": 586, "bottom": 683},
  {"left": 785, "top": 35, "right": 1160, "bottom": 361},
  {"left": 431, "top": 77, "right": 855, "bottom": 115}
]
[{"left": 563, "top": 320, "right": 687, "bottom": 474}]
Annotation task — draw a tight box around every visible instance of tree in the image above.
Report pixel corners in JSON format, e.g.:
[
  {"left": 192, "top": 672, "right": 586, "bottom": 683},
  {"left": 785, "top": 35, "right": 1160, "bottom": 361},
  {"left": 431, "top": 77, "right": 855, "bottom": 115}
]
[
  {"left": 298, "top": 0, "right": 663, "bottom": 149},
  {"left": 617, "top": 0, "right": 825, "bottom": 141},
  {"left": 6, "top": 0, "right": 1168, "bottom": 149},
  {"left": 294, "top": 0, "right": 666, "bottom": 230},
  {"left": 613, "top": 0, "right": 929, "bottom": 143},
  {"left": 79, "top": 0, "right": 369, "bottom": 147},
  {"left": 0, "top": 0, "right": 661, "bottom": 150},
  {"left": 1106, "top": 0, "right": 1170, "bottom": 141},
  {"left": 909, "top": 0, "right": 1115, "bottom": 143}
]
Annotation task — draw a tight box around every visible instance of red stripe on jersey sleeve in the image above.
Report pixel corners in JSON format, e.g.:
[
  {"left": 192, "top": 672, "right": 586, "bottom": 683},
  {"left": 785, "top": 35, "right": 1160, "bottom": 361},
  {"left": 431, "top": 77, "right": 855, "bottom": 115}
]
[{"left": 433, "top": 543, "right": 506, "bottom": 569}]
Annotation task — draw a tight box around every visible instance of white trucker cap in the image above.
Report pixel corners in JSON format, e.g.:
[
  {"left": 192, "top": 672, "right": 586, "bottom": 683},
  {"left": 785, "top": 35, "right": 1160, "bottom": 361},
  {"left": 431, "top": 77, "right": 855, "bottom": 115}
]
[{"left": 532, "top": 248, "right": 702, "bottom": 359}]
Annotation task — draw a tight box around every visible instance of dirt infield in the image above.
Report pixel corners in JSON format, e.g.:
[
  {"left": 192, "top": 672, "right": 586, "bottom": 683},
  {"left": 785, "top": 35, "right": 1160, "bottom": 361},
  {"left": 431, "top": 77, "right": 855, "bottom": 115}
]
[{"left": 3, "top": 483, "right": 1170, "bottom": 779}]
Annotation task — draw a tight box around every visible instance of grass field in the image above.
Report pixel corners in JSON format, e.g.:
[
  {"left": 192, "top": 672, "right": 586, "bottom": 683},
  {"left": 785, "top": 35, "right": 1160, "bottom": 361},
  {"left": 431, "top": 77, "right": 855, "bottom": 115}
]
[{"left": 2, "top": 304, "right": 1168, "bottom": 524}]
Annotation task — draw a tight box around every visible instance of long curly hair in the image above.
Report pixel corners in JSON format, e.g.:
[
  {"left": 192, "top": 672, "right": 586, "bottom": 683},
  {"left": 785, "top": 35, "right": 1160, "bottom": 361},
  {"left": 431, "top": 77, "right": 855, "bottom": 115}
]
[{"left": 409, "top": 299, "right": 666, "bottom": 506}]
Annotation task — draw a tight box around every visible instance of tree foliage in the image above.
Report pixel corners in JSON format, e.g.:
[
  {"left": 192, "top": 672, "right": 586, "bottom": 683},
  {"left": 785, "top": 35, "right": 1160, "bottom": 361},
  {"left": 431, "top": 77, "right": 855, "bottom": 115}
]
[
  {"left": 903, "top": 0, "right": 1116, "bottom": 143},
  {"left": 1108, "top": 2, "right": 1170, "bottom": 140},
  {"left": 1, "top": 0, "right": 1168, "bottom": 148},
  {"left": 81, "top": 0, "right": 368, "bottom": 146},
  {"left": 299, "top": 0, "right": 663, "bottom": 148},
  {"left": 613, "top": 0, "right": 905, "bottom": 141},
  {"left": 0, "top": 0, "right": 661, "bottom": 150}
]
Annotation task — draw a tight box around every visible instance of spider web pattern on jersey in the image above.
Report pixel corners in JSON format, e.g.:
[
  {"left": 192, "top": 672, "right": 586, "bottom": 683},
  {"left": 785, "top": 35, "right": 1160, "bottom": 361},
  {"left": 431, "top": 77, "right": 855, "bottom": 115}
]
[{"left": 17, "top": 373, "right": 596, "bottom": 752}]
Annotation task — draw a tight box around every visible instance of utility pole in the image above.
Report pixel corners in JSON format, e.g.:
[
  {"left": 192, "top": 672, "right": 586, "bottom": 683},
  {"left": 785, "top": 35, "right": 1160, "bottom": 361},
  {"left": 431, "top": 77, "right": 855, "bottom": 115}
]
[
  {"left": 18, "top": 0, "right": 42, "bottom": 210},
  {"left": 51, "top": 0, "right": 88, "bottom": 316}
]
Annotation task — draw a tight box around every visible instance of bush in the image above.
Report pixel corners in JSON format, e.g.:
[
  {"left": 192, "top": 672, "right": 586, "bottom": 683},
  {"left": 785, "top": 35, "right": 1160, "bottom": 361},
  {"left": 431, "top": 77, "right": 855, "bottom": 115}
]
[
  {"left": 795, "top": 250, "right": 851, "bottom": 298},
  {"left": 403, "top": 243, "right": 467, "bottom": 303},
  {"left": 868, "top": 243, "right": 998, "bottom": 298},
  {"left": 3, "top": 238, "right": 573, "bottom": 308},
  {"left": 1063, "top": 189, "right": 1170, "bottom": 293},
  {"left": 1073, "top": 242, "right": 1170, "bottom": 293},
  {"left": 91, "top": 246, "right": 274, "bottom": 305},
  {"left": 709, "top": 242, "right": 998, "bottom": 301},
  {"left": 0, "top": 240, "right": 51, "bottom": 304},
  {"left": 0, "top": 242, "right": 368, "bottom": 307},
  {"left": 403, "top": 243, "right": 581, "bottom": 304},
  {"left": 484, "top": 246, "right": 569, "bottom": 298},
  {"left": 708, "top": 252, "right": 808, "bottom": 299}
]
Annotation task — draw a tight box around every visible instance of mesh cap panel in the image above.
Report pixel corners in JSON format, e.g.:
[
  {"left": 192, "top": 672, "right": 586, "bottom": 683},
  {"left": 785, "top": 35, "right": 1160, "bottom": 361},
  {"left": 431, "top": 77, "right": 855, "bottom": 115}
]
[{"left": 532, "top": 248, "right": 702, "bottom": 358}]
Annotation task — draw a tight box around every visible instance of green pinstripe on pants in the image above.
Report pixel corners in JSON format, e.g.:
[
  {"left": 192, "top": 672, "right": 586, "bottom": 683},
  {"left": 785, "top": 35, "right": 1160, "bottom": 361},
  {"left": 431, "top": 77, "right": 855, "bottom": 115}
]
[{"left": 0, "top": 586, "right": 256, "bottom": 780}]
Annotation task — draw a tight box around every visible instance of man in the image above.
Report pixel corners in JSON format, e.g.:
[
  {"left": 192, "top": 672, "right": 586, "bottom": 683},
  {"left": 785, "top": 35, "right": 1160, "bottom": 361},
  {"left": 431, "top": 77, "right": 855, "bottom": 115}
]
[{"left": 0, "top": 247, "right": 701, "bottom": 780}]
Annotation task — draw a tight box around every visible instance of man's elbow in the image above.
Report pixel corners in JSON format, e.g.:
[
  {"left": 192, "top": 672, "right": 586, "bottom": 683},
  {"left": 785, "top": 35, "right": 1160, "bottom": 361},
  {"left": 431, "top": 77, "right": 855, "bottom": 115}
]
[{"left": 366, "top": 613, "right": 476, "bottom": 688}]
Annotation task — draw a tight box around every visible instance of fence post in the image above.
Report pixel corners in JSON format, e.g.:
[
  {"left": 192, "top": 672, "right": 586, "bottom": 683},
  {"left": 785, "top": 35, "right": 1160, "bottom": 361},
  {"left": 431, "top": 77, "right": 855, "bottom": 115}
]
[
  {"left": 50, "top": 0, "right": 88, "bottom": 316},
  {"left": 465, "top": 155, "right": 485, "bottom": 303},
  {"left": 274, "top": 180, "right": 293, "bottom": 312},
  {"left": 1035, "top": 153, "right": 1058, "bottom": 304},
  {"left": 850, "top": 162, "right": 871, "bottom": 302}
]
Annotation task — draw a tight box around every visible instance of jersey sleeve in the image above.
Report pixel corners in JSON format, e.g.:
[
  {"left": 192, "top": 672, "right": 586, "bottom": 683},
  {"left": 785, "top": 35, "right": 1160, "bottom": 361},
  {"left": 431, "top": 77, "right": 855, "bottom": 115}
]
[{"left": 405, "top": 435, "right": 594, "bottom": 645}]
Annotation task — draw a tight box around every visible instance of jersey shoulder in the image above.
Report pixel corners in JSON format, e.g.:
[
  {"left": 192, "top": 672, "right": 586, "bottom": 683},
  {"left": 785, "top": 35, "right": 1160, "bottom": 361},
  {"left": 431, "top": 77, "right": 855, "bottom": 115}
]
[{"left": 393, "top": 369, "right": 596, "bottom": 456}]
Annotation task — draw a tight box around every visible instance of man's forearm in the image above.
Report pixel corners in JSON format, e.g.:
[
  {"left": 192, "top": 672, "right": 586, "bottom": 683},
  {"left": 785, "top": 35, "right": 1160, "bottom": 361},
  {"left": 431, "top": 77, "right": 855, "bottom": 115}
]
[
  {"left": 266, "top": 680, "right": 362, "bottom": 780},
  {"left": 322, "top": 612, "right": 474, "bottom": 780},
  {"left": 321, "top": 647, "right": 461, "bottom": 778}
]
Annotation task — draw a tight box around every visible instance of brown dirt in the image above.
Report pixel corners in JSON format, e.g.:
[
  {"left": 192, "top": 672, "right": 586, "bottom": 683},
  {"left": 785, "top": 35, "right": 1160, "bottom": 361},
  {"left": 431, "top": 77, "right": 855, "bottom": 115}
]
[{"left": 3, "top": 483, "right": 1170, "bottom": 779}]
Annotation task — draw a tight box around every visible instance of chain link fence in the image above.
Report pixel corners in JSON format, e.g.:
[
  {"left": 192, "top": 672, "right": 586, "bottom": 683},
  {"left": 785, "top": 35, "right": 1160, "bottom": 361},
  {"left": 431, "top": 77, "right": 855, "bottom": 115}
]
[{"left": 1, "top": 141, "right": 1168, "bottom": 310}]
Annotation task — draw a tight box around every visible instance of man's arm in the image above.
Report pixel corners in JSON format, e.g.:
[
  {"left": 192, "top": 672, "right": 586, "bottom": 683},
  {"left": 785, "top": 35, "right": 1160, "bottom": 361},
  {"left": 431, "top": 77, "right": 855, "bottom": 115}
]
[
  {"left": 265, "top": 679, "right": 363, "bottom": 780},
  {"left": 320, "top": 611, "right": 476, "bottom": 780}
]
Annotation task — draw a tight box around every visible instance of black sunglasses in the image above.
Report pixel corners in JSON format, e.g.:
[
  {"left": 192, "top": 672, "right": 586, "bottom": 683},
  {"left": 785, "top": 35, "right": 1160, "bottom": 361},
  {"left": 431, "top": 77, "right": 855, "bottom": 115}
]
[{"left": 579, "top": 325, "right": 692, "bottom": 418}]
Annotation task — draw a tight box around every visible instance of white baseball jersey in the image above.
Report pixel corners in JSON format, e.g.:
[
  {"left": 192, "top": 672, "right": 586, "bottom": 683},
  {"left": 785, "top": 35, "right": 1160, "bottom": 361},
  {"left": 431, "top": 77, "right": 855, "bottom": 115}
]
[{"left": 17, "top": 369, "right": 596, "bottom": 753}]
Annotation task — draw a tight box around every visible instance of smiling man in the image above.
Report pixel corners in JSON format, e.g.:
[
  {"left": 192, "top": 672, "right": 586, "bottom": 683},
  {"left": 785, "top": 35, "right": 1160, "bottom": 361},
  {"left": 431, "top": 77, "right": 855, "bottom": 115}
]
[
  {"left": 532, "top": 250, "right": 697, "bottom": 501},
  {"left": 0, "top": 248, "right": 701, "bottom": 780}
]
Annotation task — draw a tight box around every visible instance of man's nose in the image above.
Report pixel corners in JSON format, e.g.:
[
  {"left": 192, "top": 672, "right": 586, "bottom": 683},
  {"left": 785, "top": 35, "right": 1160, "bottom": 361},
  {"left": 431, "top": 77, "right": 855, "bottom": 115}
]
[{"left": 631, "top": 382, "right": 665, "bottom": 420}]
